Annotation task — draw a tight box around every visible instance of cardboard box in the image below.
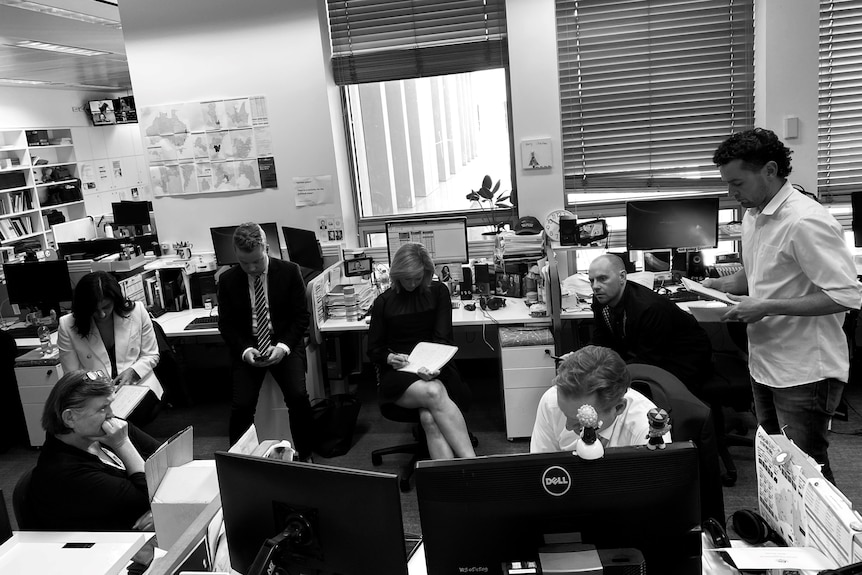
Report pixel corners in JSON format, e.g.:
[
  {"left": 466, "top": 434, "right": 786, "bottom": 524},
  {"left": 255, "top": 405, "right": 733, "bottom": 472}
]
[{"left": 145, "top": 427, "right": 219, "bottom": 550}]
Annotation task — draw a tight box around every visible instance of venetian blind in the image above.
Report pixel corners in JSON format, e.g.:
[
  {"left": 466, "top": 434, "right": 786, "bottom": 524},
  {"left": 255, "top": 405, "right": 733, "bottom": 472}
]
[
  {"left": 327, "top": 0, "right": 508, "bottom": 85},
  {"left": 556, "top": 0, "right": 754, "bottom": 194},
  {"left": 819, "top": 0, "right": 862, "bottom": 198}
]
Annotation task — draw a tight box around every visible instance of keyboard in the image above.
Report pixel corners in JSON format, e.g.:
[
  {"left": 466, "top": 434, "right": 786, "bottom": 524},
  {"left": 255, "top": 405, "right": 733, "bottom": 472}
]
[
  {"left": 712, "top": 262, "right": 743, "bottom": 277},
  {"left": 184, "top": 315, "right": 220, "bottom": 330}
]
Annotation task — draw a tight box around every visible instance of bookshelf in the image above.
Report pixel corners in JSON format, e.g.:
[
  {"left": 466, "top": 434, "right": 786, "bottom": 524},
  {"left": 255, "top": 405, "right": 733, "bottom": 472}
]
[{"left": 0, "top": 128, "right": 87, "bottom": 250}]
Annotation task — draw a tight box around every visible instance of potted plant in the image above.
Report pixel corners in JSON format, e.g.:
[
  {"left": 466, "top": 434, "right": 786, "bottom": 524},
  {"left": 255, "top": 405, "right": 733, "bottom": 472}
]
[{"left": 466, "top": 175, "right": 515, "bottom": 235}]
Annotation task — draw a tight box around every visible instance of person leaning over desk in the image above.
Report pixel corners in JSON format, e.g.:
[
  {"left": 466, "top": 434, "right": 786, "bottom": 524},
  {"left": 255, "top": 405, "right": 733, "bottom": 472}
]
[
  {"left": 27, "top": 370, "right": 161, "bottom": 531},
  {"left": 217, "top": 222, "right": 314, "bottom": 461},
  {"left": 531, "top": 345, "right": 670, "bottom": 452},
  {"left": 367, "top": 242, "right": 475, "bottom": 460},
  {"left": 588, "top": 254, "right": 713, "bottom": 394},
  {"left": 705, "top": 127, "right": 862, "bottom": 484},
  {"left": 57, "top": 271, "right": 163, "bottom": 420}
]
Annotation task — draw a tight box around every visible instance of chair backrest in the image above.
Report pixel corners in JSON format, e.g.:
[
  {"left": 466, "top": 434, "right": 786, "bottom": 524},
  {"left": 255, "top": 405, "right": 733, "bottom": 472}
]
[
  {"left": 628, "top": 363, "right": 726, "bottom": 526},
  {"left": 0, "top": 489, "right": 12, "bottom": 544},
  {"left": 12, "top": 467, "right": 35, "bottom": 530}
]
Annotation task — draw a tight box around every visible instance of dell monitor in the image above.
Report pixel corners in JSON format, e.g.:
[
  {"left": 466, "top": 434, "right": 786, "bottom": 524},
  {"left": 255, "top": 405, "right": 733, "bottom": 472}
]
[
  {"left": 3, "top": 260, "right": 73, "bottom": 315},
  {"left": 282, "top": 226, "right": 324, "bottom": 281},
  {"left": 626, "top": 197, "right": 719, "bottom": 251},
  {"left": 385, "top": 216, "right": 468, "bottom": 265},
  {"left": 210, "top": 222, "right": 281, "bottom": 266},
  {"left": 416, "top": 443, "right": 701, "bottom": 575},
  {"left": 215, "top": 452, "right": 416, "bottom": 575},
  {"left": 112, "top": 201, "right": 151, "bottom": 236}
]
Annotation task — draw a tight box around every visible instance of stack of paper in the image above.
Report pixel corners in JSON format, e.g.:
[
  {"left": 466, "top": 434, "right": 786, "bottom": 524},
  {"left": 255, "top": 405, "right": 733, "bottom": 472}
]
[
  {"left": 325, "top": 282, "right": 376, "bottom": 318},
  {"left": 496, "top": 230, "right": 546, "bottom": 259},
  {"left": 397, "top": 342, "right": 458, "bottom": 374}
]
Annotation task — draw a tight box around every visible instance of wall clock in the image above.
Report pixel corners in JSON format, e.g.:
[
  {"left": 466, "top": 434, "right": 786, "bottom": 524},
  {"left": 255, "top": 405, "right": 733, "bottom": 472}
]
[{"left": 545, "top": 209, "right": 576, "bottom": 242}]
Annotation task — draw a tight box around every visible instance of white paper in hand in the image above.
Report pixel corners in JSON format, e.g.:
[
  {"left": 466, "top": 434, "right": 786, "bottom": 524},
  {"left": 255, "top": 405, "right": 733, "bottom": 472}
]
[
  {"left": 397, "top": 342, "right": 458, "bottom": 374},
  {"left": 680, "top": 277, "right": 737, "bottom": 305}
]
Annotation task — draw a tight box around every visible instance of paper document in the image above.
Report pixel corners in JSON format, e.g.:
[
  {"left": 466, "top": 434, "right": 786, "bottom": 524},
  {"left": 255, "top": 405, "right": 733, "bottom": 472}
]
[
  {"left": 680, "top": 277, "right": 737, "bottom": 305},
  {"left": 719, "top": 546, "right": 837, "bottom": 571},
  {"left": 680, "top": 301, "right": 732, "bottom": 322},
  {"left": 111, "top": 384, "right": 150, "bottom": 419},
  {"left": 397, "top": 342, "right": 458, "bottom": 374}
]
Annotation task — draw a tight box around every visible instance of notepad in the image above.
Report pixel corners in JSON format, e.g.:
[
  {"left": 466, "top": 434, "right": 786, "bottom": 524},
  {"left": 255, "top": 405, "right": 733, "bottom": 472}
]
[
  {"left": 680, "top": 277, "right": 737, "bottom": 306},
  {"left": 397, "top": 342, "right": 458, "bottom": 374},
  {"left": 111, "top": 384, "right": 150, "bottom": 419}
]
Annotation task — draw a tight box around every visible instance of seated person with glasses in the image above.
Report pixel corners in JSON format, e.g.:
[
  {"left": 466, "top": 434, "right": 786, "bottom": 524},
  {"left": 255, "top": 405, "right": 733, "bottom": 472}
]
[
  {"left": 27, "top": 370, "right": 161, "bottom": 531},
  {"left": 531, "top": 345, "right": 671, "bottom": 452},
  {"left": 58, "top": 271, "right": 162, "bottom": 421}
]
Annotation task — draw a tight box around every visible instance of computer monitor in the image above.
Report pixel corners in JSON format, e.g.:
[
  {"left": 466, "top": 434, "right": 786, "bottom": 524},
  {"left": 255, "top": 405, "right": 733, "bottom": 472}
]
[
  {"left": 416, "top": 443, "right": 701, "bottom": 575},
  {"left": 282, "top": 226, "right": 324, "bottom": 276},
  {"left": 210, "top": 222, "right": 281, "bottom": 266},
  {"left": 3, "top": 260, "right": 73, "bottom": 315},
  {"left": 214, "top": 452, "right": 414, "bottom": 575},
  {"left": 385, "top": 216, "right": 468, "bottom": 265},
  {"left": 112, "top": 201, "right": 151, "bottom": 236},
  {"left": 626, "top": 197, "right": 719, "bottom": 251}
]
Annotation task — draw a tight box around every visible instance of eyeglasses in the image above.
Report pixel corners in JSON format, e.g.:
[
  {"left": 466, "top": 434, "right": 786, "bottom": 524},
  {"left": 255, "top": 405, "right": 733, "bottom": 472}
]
[{"left": 83, "top": 370, "right": 108, "bottom": 382}]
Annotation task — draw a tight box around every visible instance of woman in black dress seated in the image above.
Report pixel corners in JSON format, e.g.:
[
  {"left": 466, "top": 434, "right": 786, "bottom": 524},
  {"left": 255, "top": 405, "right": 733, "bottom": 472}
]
[
  {"left": 28, "top": 369, "right": 160, "bottom": 531},
  {"left": 367, "top": 242, "right": 475, "bottom": 459}
]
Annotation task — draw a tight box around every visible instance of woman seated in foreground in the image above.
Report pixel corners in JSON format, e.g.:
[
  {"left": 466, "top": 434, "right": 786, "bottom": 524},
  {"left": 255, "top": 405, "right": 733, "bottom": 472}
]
[
  {"left": 28, "top": 369, "right": 161, "bottom": 531},
  {"left": 367, "top": 242, "right": 475, "bottom": 459}
]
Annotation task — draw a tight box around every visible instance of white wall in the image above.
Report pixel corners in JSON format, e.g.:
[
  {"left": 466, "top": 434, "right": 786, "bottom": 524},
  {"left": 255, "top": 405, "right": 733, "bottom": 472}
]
[
  {"left": 754, "top": 0, "right": 819, "bottom": 193},
  {"left": 0, "top": 86, "right": 114, "bottom": 128},
  {"left": 118, "top": 0, "right": 350, "bottom": 252}
]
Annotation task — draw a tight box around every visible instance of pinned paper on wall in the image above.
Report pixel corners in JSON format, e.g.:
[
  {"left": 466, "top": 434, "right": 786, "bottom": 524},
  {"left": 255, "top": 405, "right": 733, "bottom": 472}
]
[
  {"left": 294, "top": 175, "right": 334, "bottom": 207},
  {"left": 521, "top": 138, "right": 552, "bottom": 170},
  {"left": 316, "top": 215, "right": 343, "bottom": 242}
]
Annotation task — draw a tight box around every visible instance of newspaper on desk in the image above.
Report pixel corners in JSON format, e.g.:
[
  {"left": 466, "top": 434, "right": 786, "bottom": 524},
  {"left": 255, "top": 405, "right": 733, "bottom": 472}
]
[{"left": 755, "top": 427, "right": 862, "bottom": 565}]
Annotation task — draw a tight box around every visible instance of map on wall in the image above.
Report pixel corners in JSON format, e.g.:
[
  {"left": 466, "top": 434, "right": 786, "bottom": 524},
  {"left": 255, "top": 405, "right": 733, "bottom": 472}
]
[{"left": 139, "top": 95, "right": 276, "bottom": 197}]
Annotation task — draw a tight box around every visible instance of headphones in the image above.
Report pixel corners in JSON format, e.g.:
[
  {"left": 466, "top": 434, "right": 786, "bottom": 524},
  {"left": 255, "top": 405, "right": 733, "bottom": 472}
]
[
  {"left": 479, "top": 296, "right": 506, "bottom": 311},
  {"left": 703, "top": 510, "right": 786, "bottom": 548}
]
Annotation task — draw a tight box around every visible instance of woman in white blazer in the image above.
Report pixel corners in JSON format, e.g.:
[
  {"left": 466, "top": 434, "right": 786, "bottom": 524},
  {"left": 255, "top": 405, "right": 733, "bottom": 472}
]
[{"left": 58, "top": 271, "right": 163, "bottom": 402}]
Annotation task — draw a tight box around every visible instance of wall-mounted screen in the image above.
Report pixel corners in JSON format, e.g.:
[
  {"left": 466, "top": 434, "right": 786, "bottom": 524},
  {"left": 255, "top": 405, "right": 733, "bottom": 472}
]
[
  {"left": 626, "top": 197, "right": 719, "bottom": 251},
  {"left": 385, "top": 216, "right": 468, "bottom": 265},
  {"left": 114, "top": 96, "right": 137, "bottom": 124},
  {"left": 88, "top": 99, "right": 116, "bottom": 126}
]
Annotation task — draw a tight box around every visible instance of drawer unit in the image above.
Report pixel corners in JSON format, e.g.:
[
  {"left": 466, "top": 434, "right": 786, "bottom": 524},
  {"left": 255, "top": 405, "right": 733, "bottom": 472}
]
[
  {"left": 499, "top": 327, "right": 556, "bottom": 440},
  {"left": 15, "top": 352, "right": 63, "bottom": 447}
]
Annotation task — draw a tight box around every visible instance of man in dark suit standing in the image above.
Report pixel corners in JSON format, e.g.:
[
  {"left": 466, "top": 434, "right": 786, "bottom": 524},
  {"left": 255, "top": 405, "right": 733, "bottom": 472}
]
[
  {"left": 588, "top": 254, "right": 713, "bottom": 394},
  {"left": 217, "top": 222, "right": 313, "bottom": 460}
]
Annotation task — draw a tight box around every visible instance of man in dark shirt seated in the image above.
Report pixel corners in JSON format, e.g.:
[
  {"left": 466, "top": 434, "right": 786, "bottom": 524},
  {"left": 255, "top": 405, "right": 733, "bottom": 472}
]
[{"left": 588, "top": 254, "right": 712, "bottom": 393}]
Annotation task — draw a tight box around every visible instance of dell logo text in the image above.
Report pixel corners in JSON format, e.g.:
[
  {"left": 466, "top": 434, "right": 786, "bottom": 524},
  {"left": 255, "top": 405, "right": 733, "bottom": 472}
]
[{"left": 541, "top": 466, "right": 572, "bottom": 496}]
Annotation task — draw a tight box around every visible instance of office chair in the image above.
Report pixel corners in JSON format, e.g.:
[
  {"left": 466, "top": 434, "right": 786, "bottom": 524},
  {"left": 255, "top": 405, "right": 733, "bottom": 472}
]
[
  {"left": 370, "top": 366, "right": 478, "bottom": 493},
  {"left": 628, "top": 363, "right": 726, "bottom": 527},
  {"left": 371, "top": 403, "right": 429, "bottom": 493},
  {"left": 12, "top": 467, "right": 35, "bottom": 530},
  {"left": 0, "top": 490, "right": 12, "bottom": 544}
]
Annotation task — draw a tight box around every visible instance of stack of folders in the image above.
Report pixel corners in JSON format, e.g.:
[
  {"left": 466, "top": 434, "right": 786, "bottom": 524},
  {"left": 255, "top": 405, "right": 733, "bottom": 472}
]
[{"left": 325, "top": 282, "right": 376, "bottom": 319}]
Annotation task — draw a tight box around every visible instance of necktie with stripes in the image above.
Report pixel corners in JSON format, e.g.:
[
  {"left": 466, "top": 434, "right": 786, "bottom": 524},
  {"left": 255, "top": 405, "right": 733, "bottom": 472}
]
[{"left": 254, "top": 275, "right": 271, "bottom": 351}]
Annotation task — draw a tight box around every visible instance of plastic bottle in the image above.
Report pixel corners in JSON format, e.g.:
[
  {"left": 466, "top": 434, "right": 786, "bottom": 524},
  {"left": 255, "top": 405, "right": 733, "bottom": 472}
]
[
  {"left": 37, "top": 324, "right": 53, "bottom": 355},
  {"left": 344, "top": 285, "right": 358, "bottom": 322}
]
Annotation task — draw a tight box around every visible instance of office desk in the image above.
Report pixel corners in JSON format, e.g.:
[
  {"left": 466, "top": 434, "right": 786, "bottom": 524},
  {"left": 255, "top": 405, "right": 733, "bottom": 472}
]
[
  {"left": 0, "top": 531, "right": 148, "bottom": 575},
  {"left": 318, "top": 296, "right": 554, "bottom": 333}
]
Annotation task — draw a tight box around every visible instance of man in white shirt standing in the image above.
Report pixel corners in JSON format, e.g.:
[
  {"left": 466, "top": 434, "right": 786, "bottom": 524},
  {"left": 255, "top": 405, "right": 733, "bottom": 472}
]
[
  {"left": 531, "top": 345, "right": 667, "bottom": 452},
  {"left": 706, "top": 128, "right": 862, "bottom": 483}
]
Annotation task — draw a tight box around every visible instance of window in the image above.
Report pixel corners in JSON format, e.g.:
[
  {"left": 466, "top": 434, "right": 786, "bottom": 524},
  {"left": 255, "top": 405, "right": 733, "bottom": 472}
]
[
  {"left": 555, "top": 0, "right": 755, "bottom": 207},
  {"left": 327, "top": 0, "right": 513, "bottom": 240},
  {"left": 819, "top": 0, "right": 862, "bottom": 199}
]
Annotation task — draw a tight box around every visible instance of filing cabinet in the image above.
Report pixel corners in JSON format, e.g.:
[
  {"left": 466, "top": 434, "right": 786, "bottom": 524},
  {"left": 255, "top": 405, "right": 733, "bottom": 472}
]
[
  {"left": 15, "top": 348, "right": 63, "bottom": 447},
  {"left": 499, "top": 327, "right": 556, "bottom": 440}
]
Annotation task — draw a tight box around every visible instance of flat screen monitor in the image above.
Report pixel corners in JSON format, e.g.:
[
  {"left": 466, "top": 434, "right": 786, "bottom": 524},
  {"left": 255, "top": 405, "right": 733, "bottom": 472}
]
[
  {"left": 113, "top": 96, "right": 138, "bottom": 124},
  {"left": 215, "top": 452, "right": 414, "bottom": 575},
  {"left": 385, "top": 216, "right": 468, "bottom": 265},
  {"left": 626, "top": 197, "right": 719, "bottom": 250},
  {"left": 210, "top": 223, "right": 281, "bottom": 266},
  {"left": 282, "top": 226, "right": 324, "bottom": 272},
  {"left": 3, "top": 260, "right": 73, "bottom": 314},
  {"left": 88, "top": 99, "right": 116, "bottom": 126},
  {"left": 112, "top": 201, "right": 151, "bottom": 233},
  {"left": 416, "top": 443, "right": 701, "bottom": 575}
]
